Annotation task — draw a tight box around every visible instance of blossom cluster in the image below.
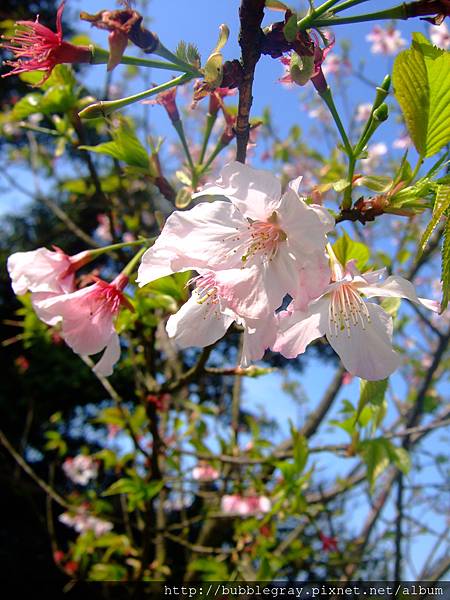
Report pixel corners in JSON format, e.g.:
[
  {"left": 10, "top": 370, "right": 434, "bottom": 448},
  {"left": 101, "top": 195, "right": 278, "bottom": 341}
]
[
  {"left": 59, "top": 510, "right": 113, "bottom": 537},
  {"left": 7, "top": 163, "right": 439, "bottom": 381},
  {"left": 62, "top": 454, "right": 98, "bottom": 486},
  {"left": 137, "top": 162, "right": 438, "bottom": 381},
  {"left": 7, "top": 247, "right": 131, "bottom": 376}
]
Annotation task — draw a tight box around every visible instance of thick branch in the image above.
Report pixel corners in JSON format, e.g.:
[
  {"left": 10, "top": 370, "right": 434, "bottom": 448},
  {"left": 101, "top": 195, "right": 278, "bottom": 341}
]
[{"left": 235, "top": 0, "right": 265, "bottom": 163}]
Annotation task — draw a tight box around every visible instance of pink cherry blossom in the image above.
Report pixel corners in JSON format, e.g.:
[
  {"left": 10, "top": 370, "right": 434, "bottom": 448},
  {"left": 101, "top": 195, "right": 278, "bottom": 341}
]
[
  {"left": 1, "top": 2, "right": 92, "bottom": 84},
  {"left": 363, "top": 142, "right": 388, "bottom": 172},
  {"left": 321, "top": 54, "right": 351, "bottom": 78},
  {"left": 430, "top": 22, "right": 450, "bottom": 49},
  {"left": 273, "top": 249, "right": 439, "bottom": 381},
  {"left": 366, "top": 26, "right": 406, "bottom": 55},
  {"left": 192, "top": 463, "right": 220, "bottom": 481},
  {"left": 221, "top": 494, "right": 271, "bottom": 516},
  {"left": 166, "top": 269, "right": 278, "bottom": 366},
  {"left": 137, "top": 162, "right": 334, "bottom": 318},
  {"left": 33, "top": 274, "right": 132, "bottom": 376},
  {"left": 355, "top": 103, "right": 372, "bottom": 123},
  {"left": 62, "top": 455, "right": 98, "bottom": 486},
  {"left": 392, "top": 134, "right": 412, "bottom": 150},
  {"left": 59, "top": 511, "right": 113, "bottom": 537},
  {"left": 7, "top": 246, "right": 89, "bottom": 296}
]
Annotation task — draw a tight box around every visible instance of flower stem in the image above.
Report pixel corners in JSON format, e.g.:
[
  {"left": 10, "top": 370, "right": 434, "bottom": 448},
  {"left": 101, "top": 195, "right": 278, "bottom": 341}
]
[
  {"left": 200, "top": 139, "right": 228, "bottom": 174},
  {"left": 89, "top": 238, "right": 155, "bottom": 258},
  {"left": 78, "top": 73, "right": 192, "bottom": 119},
  {"left": 310, "top": 4, "right": 407, "bottom": 27},
  {"left": 173, "top": 120, "right": 196, "bottom": 174},
  {"left": 90, "top": 46, "right": 187, "bottom": 72},
  {"left": 121, "top": 245, "right": 151, "bottom": 278},
  {"left": 319, "top": 86, "right": 353, "bottom": 157},
  {"left": 332, "top": 0, "right": 372, "bottom": 13},
  {"left": 297, "top": 0, "right": 344, "bottom": 29},
  {"left": 199, "top": 112, "right": 218, "bottom": 165}
]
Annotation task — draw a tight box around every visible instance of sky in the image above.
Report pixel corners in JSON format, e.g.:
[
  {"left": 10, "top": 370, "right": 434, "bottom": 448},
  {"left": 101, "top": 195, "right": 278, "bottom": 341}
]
[{"left": 2, "top": 0, "right": 449, "bottom": 580}]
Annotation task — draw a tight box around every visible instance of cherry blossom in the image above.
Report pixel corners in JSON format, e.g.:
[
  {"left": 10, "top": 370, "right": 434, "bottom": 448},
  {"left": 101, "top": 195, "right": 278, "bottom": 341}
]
[
  {"left": 273, "top": 248, "right": 439, "bottom": 381},
  {"left": 366, "top": 26, "right": 406, "bottom": 55},
  {"left": 430, "top": 22, "right": 450, "bottom": 49},
  {"left": 137, "top": 162, "right": 334, "bottom": 318},
  {"left": 1, "top": 2, "right": 92, "bottom": 84},
  {"left": 166, "top": 269, "right": 278, "bottom": 366},
  {"left": 7, "top": 246, "right": 90, "bottom": 296},
  {"left": 392, "top": 134, "right": 412, "bottom": 150},
  {"left": 355, "top": 103, "right": 372, "bottom": 123},
  {"left": 59, "top": 511, "right": 113, "bottom": 537},
  {"left": 221, "top": 494, "right": 271, "bottom": 516},
  {"left": 33, "top": 274, "right": 132, "bottom": 376},
  {"left": 192, "top": 463, "right": 220, "bottom": 481},
  {"left": 62, "top": 455, "right": 98, "bottom": 486}
]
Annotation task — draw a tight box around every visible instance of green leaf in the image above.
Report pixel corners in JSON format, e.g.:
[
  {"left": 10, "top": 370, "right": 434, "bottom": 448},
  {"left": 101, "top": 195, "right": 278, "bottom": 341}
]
[
  {"left": 332, "top": 232, "right": 370, "bottom": 270},
  {"left": 356, "top": 379, "right": 388, "bottom": 427},
  {"left": 357, "top": 175, "right": 393, "bottom": 193},
  {"left": 418, "top": 184, "right": 450, "bottom": 255},
  {"left": 12, "top": 93, "right": 42, "bottom": 120},
  {"left": 360, "top": 438, "right": 389, "bottom": 491},
  {"left": 80, "top": 120, "right": 149, "bottom": 170},
  {"left": 393, "top": 33, "right": 450, "bottom": 158}
]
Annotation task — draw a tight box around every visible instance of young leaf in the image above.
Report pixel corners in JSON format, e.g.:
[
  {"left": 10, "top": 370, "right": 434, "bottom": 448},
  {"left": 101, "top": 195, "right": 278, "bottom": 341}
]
[
  {"left": 332, "top": 232, "right": 370, "bottom": 270},
  {"left": 393, "top": 33, "right": 450, "bottom": 158},
  {"left": 360, "top": 438, "right": 389, "bottom": 491},
  {"left": 418, "top": 184, "right": 450, "bottom": 256}
]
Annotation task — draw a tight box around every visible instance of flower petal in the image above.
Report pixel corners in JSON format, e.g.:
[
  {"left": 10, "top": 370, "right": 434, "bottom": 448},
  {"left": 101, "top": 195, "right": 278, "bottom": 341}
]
[
  {"left": 356, "top": 275, "right": 440, "bottom": 312},
  {"left": 92, "top": 332, "right": 121, "bottom": 377},
  {"left": 292, "top": 250, "right": 331, "bottom": 311},
  {"left": 240, "top": 316, "right": 277, "bottom": 367},
  {"left": 193, "top": 162, "right": 282, "bottom": 221},
  {"left": 273, "top": 298, "right": 328, "bottom": 358},
  {"left": 7, "top": 247, "right": 73, "bottom": 295},
  {"left": 326, "top": 301, "right": 401, "bottom": 380},
  {"left": 137, "top": 200, "right": 246, "bottom": 286},
  {"left": 166, "top": 292, "right": 234, "bottom": 349},
  {"left": 279, "top": 186, "right": 334, "bottom": 255}
]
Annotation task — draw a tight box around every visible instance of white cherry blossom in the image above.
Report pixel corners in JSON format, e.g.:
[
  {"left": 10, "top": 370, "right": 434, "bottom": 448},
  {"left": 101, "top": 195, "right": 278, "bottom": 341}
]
[
  {"left": 273, "top": 248, "right": 439, "bottom": 380},
  {"left": 137, "top": 162, "right": 334, "bottom": 318}
]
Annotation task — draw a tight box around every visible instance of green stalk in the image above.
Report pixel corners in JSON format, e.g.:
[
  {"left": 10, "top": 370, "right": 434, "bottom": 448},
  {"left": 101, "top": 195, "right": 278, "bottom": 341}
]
[
  {"left": 332, "top": 0, "right": 372, "bottom": 13},
  {"left": 342, "top": 156, "right": 356, "bottom": 211},
  {"left": 173, "top": 120, "right": 196, "bottom": 173},
  {"left": 318, "top": 87, "right": 356, "bottom": 210},
  {"left": 319, "top": 87, "right": 353, "bottom": 157},
  {"left": 310, "top": 4, "right": 407, "bottom": 27},
  {"left": 121, "top": 246, "right": 150, "bottom": 278},
  {"left": 200, "top": 139, "right": 228, "bottom": 174},
  {"left": 90, "top": 46, "right": 187, "bottom": 72},
  {"left": 78, "top": 74, "right": 192, "bottom": 119},
  {"left": 88, "top": 238, "right": 155, "bottom": 258},
  {"left": 297, "top": 0, "right": 343, "bottom": 29},
  {"left": 199, "top": 113, "right": 218, "bottom": 165}
]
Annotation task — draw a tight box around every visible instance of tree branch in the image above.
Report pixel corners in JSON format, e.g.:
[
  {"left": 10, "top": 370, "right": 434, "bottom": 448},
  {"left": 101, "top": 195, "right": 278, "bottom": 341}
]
[{"left": 235, "top": 0, "right": 266, "bottom": 163}]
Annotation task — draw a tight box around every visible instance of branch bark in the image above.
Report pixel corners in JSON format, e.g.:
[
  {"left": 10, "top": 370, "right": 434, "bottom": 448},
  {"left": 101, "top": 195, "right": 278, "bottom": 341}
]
[{"left": 235, "top": 0, "right": 266, "bottom": 163}]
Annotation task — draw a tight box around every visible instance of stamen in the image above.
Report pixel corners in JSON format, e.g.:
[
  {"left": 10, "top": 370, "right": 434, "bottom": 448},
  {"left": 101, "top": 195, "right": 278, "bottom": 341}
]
[{"left": 328, "top": 283, "right": 371, "bottom": 338}]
